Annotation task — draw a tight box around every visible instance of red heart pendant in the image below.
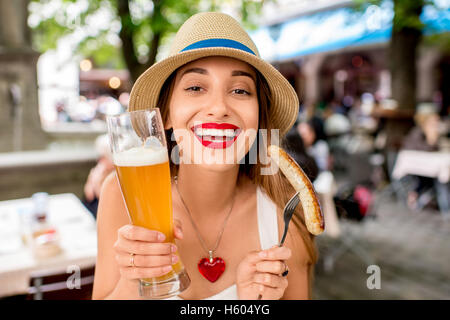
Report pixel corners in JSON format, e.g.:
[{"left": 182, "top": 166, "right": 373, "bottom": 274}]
[{"left": 198, "top": 257, "right": 225, "bottom": 282}]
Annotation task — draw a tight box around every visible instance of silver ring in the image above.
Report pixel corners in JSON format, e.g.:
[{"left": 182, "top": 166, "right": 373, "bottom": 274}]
[
  {"left": 281, "top": 261, "right": 289, "bottom": 277},
  {"left": 130, "top": 253, "right": 135, "bottom": 267}
]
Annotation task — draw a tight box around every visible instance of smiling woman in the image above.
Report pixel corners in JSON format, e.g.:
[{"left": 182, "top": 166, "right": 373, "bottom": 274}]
[
  {"left": 93, "top": 12, "right": 317, "bottom": 301},
  {"left": 164, "top": 56, "right": 259, "bottom": 168}
]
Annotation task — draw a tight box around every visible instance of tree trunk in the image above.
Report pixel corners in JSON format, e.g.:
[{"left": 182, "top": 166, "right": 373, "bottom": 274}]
[
  {"left": 390, "top": 29, "right": 422, "bottom": 111},
  {"left": 117, "top": 0, "right": 163, "bottom": 83},
  {"left": 385, "top": 0, "right": 424, "bottom": 151},
  {"left": 0, "top": 0, "right": 31, "bottom": 48},
  {"left": 0, "top": 0, "right": 48, "bottom": 152}
]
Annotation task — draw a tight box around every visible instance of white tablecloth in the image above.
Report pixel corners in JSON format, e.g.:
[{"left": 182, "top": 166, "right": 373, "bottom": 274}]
[
  {"left": 0, "top": 193, "right": 97, "bottom": 297},
  {"left": 392, "top": 150, "right": 450, "bottom": 183}
]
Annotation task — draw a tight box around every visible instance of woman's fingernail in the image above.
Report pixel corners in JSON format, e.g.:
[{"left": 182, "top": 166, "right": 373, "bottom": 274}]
[
  {"left": 172, "top": 254, "right": 179, "bottom": 264},
  {"left": 171, "top": 244, "right": 177, "bottom": 253},
  {"left": 259, "top": 251, "right": 267, "bottom": 258},
  {"left": 163, "top": 265, "right": 172, "bottom": 273},
  {"left": 158, "top": 233, "right": 165, "bottom": 241}
]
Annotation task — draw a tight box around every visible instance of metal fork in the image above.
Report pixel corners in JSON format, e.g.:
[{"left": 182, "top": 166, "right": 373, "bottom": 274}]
[
  {"left": 278, "top": 191, "right": 300, "bottom": 247},
  {"left": 257, "top": 192, "right": 300, "bottom": 300}
]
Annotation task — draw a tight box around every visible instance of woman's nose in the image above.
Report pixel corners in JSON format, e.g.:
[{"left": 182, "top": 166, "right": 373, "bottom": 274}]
[{"left": 205, "top": 91, "right": 229, "bottom": 118}]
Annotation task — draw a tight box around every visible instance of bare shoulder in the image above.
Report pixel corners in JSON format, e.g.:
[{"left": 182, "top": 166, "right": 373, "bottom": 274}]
[
  {"left": 92, "top": 171, "right": 128, "bottom": 299},
  {"left": 97, "top": 170, "right": 129, "bottom": 230},
  {"left": 97, "top": 172, "right": 126, "bottom": 218},
  {"left": 101, "top": 171, "right": 121, "bottom": 197}
]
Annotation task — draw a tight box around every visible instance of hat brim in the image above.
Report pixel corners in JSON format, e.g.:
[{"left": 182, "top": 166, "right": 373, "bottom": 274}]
[{"left": 129, "top": 47, "right": 299, "bottom": 137}]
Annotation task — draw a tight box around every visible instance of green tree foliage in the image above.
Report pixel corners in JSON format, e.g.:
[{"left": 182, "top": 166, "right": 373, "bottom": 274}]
[
  {"left": 29, "top": 0, "right": 266, "bottom": 82},
  {"left": 354, "top": 0, "right": 432, "bottom": 30}
]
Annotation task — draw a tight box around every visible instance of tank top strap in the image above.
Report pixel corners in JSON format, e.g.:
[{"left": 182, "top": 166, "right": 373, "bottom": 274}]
[{"left": 256, "top": 186, "right": 279, "bottom": 250}]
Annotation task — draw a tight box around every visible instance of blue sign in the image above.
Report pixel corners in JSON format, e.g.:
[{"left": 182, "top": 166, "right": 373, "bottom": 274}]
[{"left": 250, "top": 0, "right": 450, "bottom": 61}]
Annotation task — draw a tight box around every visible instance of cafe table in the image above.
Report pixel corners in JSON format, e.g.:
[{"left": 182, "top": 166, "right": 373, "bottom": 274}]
[
  {"left": 392, "top": 150, "right": 450, "bottom": 216},
  {"left": 0, "top": 193, "right": 97, "bottom": 298}
]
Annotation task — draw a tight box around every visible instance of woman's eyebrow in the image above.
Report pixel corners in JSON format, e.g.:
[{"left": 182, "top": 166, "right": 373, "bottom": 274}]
[
  {"left": 231, "top": 70, "right": 255, "bottom": 82},
  {"left": 180, "top": 67, "right": 208, "bottom": 78},
  {"left": 179, "top": 67, "right": 255, "bottom": 82}
]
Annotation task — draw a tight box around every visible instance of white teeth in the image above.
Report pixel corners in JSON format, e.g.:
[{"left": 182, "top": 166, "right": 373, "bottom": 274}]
[
  {"left": 194, "top": 128, "right": 237, "bottom": 137},
  {"left": 210, "top": 136, "right": 227, "bottom": 142}
]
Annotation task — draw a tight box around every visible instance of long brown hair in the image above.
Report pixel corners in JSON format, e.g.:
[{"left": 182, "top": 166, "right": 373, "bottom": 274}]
[{"left": 158, "top": 63, "right": 317, "bottom": 297}]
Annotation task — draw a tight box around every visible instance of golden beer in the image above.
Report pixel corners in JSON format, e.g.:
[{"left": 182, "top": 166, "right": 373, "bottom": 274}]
[
  {"left": 114, "top": 146, "right": 183, "bottom": 281},
  {"left": 107, "top": 108, "right": 189, "bottom": 298}
]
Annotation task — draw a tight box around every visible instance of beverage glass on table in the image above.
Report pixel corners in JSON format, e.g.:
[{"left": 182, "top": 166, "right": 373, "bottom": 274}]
[{"left": 107, "top": 108, "right": 190, "bottom": 299}]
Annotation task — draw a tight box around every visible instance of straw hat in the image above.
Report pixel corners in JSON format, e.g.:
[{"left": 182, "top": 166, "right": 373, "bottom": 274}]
[{"left": 128, "top": 12, "right": 299, "bottom": 136}]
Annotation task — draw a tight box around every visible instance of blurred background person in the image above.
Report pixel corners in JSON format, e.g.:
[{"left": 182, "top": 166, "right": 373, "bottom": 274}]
[
  {"left": 284, "top": 126, "right": 319, "bottom": 182},
  {"left": 296, "top": 116, "right": 341, "bottom": 238},
  {"left": 401, "top": 107, "right": 444, "bottom": 211},
  {"left": 403, "top": 109, "right": 441, "bottom": 152},
  {"left": 298, "top": 116, "right": 330, "bottom": 172},
  {"left": 55, "top": 100, "right": 71, "bottom": 122}
]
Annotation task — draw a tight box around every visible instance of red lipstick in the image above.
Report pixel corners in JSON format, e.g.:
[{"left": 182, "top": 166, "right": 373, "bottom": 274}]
[{"left": 191, "top": 122, "right": 241, "bottom": 149}]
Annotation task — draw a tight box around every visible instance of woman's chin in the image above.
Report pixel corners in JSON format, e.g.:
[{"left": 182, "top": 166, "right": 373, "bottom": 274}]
[
  {"left": 182, "top": 150, "right": 245, "bottom": 169},
  {"left": 194, "top": 161, "right": 239, "bottom": 173},
  {"left": 179, "top": 137, "right": 246, "bottom": 164}
]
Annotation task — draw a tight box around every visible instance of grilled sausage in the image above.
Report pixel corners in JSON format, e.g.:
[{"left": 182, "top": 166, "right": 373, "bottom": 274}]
[{"left": 268, "top": 145, "right": 324, "bottom": 235}]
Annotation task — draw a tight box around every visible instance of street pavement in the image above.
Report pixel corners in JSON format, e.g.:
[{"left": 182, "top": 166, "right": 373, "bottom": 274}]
[{"left": 313, "top": 196, "right": 450, "bottom": 299}]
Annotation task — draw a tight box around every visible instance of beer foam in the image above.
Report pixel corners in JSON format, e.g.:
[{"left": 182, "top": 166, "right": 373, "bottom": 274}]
[{"left": 113, "top": 146, "right": 168, "bottom": 166}]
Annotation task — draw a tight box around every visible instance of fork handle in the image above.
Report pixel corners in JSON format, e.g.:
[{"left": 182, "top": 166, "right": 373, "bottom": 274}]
[{"left": 278, "top": 224, "right": 289, "bottom": 247}]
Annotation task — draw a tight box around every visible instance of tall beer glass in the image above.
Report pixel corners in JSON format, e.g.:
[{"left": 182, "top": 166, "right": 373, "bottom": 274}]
[{"left": 107, "top": 108, "right": 190, "bottom": 299}]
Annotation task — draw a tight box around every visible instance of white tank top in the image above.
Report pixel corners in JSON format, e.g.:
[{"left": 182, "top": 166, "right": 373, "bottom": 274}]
[{"left": 167, "top": 186, "right": 279, "bottom": 300}]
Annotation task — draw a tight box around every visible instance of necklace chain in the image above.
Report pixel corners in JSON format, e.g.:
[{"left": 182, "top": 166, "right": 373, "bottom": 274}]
[{"left": 174, "top": 175, "right": 236, "bottom": 259}]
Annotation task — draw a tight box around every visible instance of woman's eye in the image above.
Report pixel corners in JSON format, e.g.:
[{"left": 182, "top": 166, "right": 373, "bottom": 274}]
[
  {"left": 185, "top": 86, "right": 203, "bottom": 92},
  {"left": 232, "top": 89, "right": 250, "bottom": 95}
]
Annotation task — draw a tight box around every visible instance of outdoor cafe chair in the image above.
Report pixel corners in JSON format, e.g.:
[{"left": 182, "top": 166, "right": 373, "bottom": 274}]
[{"left": 27, "top": 265, "right": 95, "bottom": 300}]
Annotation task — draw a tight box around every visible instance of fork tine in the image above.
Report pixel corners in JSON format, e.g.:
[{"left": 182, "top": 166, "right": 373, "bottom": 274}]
[
  {"left": 287, "top": 196, "right": 297, "bottom": 210},
  {"left": 283, "top": 193, "right": 295, "bottom": 211},
  {"left": 279, "top": 192, "right": 301, "bottom": 247},
  {"left": 288, "top": 199, "right": 299, "bottom": 216},
  {"left": 287, "top": 192, "right": 300, "bottom": 212},
  {"left": 294, "top": 195, "right": 300, "bottom": 208}
]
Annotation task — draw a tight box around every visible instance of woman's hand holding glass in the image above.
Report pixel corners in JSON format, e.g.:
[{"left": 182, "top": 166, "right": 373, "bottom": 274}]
[{"left": 113, "top": 221, "right": 183, "bottom": 281}]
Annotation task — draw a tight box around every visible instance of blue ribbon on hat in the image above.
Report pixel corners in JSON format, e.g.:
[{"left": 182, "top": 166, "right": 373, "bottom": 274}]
[{"left": 181, "top": 38, "right": 256, "bottom": 55}]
